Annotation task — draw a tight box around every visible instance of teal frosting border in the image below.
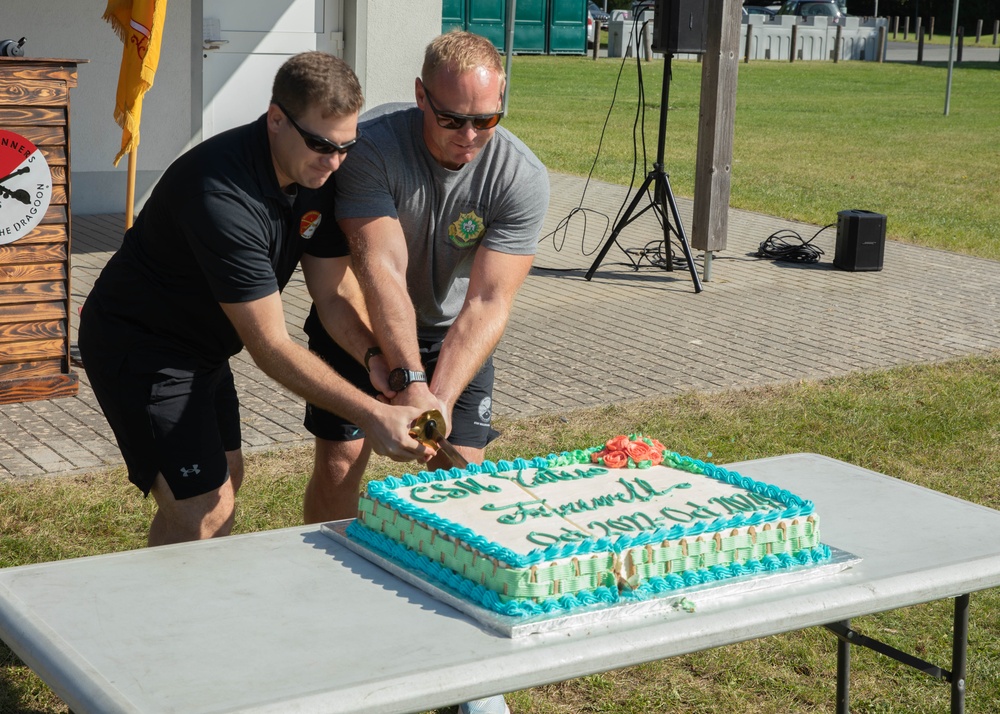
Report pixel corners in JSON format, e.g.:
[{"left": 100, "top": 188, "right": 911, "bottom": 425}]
[
  {"left": 364, "top": 445, "right": 817, "bottom": 568},
  {"left": 346, "top": 519, "right": 832, "bottom": 618}
]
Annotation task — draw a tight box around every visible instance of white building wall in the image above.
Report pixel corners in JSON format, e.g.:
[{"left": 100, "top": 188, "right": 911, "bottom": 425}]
[
  {"left": 3, "top": 0, "right": 440, "bottom": 215},
  {"left": 5, "top": 0, "right": 196, "bottom": 215},
  {"left": 344, "top": 0, "right": 441, "bottom": 111}
]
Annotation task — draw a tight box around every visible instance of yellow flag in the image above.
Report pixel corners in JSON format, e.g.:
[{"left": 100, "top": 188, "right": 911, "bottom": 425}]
[{"left": 103, "top": 0, "right": 168, "bottom": 166}]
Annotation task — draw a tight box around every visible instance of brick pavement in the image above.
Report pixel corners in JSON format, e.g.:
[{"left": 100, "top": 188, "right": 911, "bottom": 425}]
[{"left": 2, "top": 171, "right": 998, "bottom": 481}]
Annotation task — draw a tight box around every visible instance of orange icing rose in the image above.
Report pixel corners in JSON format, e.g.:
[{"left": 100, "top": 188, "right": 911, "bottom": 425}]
[
  {"left": 601, "top": 450, "right": 629, "bottom": 468},
  {"left": 605, "top": 435, "right": 631, "bottom": 452},
  {"left": 624, "top": 441, "right": 655, "bottom": 462},
  {"left": 593, "top": 435, "right": 665, "bottom": 468}
]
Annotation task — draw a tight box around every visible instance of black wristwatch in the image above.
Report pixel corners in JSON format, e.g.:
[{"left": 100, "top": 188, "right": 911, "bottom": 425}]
[{"left": 388, "top": 368, "right": 428, "bottom": 392}]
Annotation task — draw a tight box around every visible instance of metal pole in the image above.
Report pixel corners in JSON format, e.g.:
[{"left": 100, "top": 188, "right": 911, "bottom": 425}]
[
  {"left": 503, "top": 0, "right": 516, "bottom": 114},
  {"left": 944, "top": 0, "right": 960, "bottom": 116}
]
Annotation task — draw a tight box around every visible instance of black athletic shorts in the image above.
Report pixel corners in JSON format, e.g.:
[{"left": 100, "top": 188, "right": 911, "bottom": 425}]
[
  {"left": 80, "top": 326, "right": 241, "bottom": 500},
  {"left": 303, "top": 325, "right": 499, "bottom": 448}
]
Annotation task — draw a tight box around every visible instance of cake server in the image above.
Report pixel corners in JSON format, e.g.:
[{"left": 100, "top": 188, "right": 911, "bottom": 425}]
[{"left": 409, "top": 409, "right": 469, "bottom": 468}]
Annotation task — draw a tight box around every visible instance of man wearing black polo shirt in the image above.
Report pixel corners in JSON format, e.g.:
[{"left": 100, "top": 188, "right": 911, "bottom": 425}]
[{"left": 79, "top": 52, "right": 431, "bottom": 547}]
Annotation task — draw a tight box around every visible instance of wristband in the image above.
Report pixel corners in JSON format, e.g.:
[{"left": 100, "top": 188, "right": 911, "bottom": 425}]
[{"left": 363, "top": 346, "right": 382, "bottom": 372}]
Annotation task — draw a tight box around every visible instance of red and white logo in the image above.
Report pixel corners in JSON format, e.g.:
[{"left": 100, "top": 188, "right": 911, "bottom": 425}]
[
  {"left": 0, "top": 129, "right": 52, "bottom": 246},
  {"left": 299, "top": 210, "right": 322, "bottom": 240}
]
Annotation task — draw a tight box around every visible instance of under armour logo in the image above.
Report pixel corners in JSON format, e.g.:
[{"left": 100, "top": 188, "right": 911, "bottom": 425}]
[{"left": 179, "top": 464, "right": 201, "bottom": 478}]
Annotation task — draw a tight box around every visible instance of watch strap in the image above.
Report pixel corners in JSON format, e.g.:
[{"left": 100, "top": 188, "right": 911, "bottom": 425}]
[
  {"left": 363, "top": 346, "right": 382, "bottom": 372},
  {"left": 389, "top": 367, "right": 427, "bottom": 390}
]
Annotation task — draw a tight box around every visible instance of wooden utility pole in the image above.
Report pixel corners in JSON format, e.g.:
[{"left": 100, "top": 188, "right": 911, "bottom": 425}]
[{"left": 691, "top": 0, "right": 742, "bottom": 281}]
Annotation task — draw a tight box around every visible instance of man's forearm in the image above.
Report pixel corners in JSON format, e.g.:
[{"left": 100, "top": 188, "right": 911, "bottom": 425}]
[
  {"left": 316, "top": 297, "right": 376, "bottom": 367},
  {"left": 431, "top": 297, "right": 511, "bottom": 408},
  {"left": 351, "top": 260, "right": 423, "bottom": 371},
  {"left": 248, "top": 335, "right": 375, "bottom": 427},
  {"left": 302, "top": 255, "right": 376, "bottom": 366}
]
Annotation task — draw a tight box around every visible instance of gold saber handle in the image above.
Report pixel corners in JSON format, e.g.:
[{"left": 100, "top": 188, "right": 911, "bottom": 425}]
[{"left": 409, "top": 409, "right": 445, "bottom": 449}]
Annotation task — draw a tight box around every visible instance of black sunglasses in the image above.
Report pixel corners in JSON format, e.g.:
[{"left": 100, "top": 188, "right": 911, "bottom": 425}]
[
  {"left": 421, "top": 85, "right": 504, "bottom": 131},
  {"left": 274, "top": 102, "right": 359, "bottom": 155}
]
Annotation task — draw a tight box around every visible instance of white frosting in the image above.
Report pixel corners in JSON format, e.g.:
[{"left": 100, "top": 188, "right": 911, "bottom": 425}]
[{"left": 400, "top": 463, "right": 782, "bottom": 557}]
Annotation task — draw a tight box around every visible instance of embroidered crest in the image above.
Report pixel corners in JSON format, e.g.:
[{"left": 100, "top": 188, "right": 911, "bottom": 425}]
[{"left": 447, "top": 210, "right": 485, "bottom": 248}]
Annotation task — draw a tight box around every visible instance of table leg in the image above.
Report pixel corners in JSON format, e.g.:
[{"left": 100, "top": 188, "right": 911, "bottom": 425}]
[
  {"left": 835, "top": 618, "right": 851, "bottom": 714},
  {"left": 952, "top": 594, "right": 969, "bottom": 714}
]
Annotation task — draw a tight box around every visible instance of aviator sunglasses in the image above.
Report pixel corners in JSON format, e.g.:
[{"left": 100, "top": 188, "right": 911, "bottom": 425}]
[
  {"left": 274, "top": 101, "right": 359, "bottom": 155},
  {"left": 421, "top": 83, "right": 504, "bottom": 131}
]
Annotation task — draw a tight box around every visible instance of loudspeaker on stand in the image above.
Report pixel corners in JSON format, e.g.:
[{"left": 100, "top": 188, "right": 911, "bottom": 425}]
[{"left": 652, "top": 0, "right": 708, "bottom": 54}]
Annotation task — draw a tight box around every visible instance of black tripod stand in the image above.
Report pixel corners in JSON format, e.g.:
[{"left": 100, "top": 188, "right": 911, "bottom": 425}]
[{"left": 585, "top": 53, "right": 703, "bottom": 293}]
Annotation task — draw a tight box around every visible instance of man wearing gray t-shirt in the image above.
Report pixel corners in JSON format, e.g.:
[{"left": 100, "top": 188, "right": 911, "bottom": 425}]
[{"left": 300, "top": 30, "right": 550, "bottom": 529}]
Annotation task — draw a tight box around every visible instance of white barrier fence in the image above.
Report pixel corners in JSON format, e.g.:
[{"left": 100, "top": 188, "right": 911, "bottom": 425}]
[{"left": 608, "top": 13, "right": 889, "bottom": 62}]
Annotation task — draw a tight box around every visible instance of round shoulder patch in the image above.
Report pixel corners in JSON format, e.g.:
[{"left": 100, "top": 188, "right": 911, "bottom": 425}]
[
  {"left": 0, "top": 129, "right": 53, "bottom": 246},
  {"left": 299, "top": 210, "right": 322, "bottom": 239}
]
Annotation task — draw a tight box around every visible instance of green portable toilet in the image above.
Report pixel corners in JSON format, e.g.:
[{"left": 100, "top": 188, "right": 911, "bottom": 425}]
[
  {"left": 441, "top": 0, "right": 586, "bottom": 56},
  {"left": 548, "top": 0, "right": 587, "bottom": 54},
  {"left": 513, "top": 0, "right": 547, "bottom": 54},
  {"left": 466, "top": 0, "right": 507, "bottom": 49},
  {"left": 442, "top": 0, "right": 465, "bottom": 33}
]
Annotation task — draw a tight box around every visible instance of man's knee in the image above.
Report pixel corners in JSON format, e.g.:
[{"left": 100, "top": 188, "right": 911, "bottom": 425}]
[
  {"left": 312, "top": 438, "right": 368, "bottom": 484},
  {"left": 226, "top": 449, "right": 245, "bottom": 493},
  {"left": 305, "top": 438, "right": 370, "bottom": 523},
  {"left": 150, "top": 474, "right": 236, "bottom": 543}
]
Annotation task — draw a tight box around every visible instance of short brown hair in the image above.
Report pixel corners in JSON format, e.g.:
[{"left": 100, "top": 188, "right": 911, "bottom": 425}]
[
  {"left": 421, "top": 31, "right": 505, "bottom": 88},
  {"left": 271, "top": 52, "right": 363, "bottom": 119}
]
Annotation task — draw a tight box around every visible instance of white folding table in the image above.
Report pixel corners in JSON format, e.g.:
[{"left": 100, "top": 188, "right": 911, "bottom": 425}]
[{"left": 2, "top": 453, "right": 999, "bottom": 714}]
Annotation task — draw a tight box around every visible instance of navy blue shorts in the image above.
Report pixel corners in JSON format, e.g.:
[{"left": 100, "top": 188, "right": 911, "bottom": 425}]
[
  {"left": 80, "top": 322, "right": 241, "bottom": 500},
  {"left": 303, "top": 324, "right": 499, "bottom": 448}
]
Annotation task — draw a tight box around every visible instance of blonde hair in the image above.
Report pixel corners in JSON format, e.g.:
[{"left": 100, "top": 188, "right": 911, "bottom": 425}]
[{"left": 421, "top": 31, "right": 505, "bottom": 88}]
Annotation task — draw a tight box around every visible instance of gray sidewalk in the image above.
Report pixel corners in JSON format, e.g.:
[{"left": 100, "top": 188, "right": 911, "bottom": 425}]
[
  {"left": 2, "top": 171, "right": 999, "bottom": 481},
  {"left": 885, "top": 39, "right": 1000, "bottom": 63}
]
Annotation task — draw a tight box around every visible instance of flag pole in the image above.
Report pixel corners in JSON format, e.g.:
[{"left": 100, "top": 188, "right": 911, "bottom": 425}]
[{"left": 126, "top": 149, "right": 136, "bottom": 228}]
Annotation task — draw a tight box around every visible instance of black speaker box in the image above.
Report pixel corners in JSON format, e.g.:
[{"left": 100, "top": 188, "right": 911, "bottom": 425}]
[
  {"left": 652, "top": 0, "right": 708, "bottom": 54},
  {"left": 834, "top": 210, "right": 886, "bottom": 272}
]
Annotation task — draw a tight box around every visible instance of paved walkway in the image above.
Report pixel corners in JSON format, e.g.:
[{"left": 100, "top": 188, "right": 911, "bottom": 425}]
[
  {"left": 2, "top": 171, "right": 999, "bottom": 480},
  {"left": 885, "top": 39, "right": 1000, "bottom": 63}
]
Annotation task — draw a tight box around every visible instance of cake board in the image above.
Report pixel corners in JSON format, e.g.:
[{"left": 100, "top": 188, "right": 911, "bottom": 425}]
[{"left": 321, "top": 520, "right": 860, "bottom": 638}]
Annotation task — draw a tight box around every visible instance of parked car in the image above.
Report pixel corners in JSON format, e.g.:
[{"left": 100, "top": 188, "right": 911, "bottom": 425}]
[
  {"left": 589, "top": 2, "right": 611, "bottom": 24},
  {"left": 778, "top": 0, "right": 846, "bottom": 23},
  {"left": 743, "top": 5, "right": 778, "bottom": 19},
  {"left": 587, "top": 3, "right": 610, "bottom": 48},
  {"left": 630, "top": 0, "right": 656, "bottom": 16}
]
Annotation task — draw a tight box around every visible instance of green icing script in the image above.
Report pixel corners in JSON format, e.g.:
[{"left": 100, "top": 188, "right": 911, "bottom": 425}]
[{"left": 405, "top": 469, "right": 786, "bottom": 548}]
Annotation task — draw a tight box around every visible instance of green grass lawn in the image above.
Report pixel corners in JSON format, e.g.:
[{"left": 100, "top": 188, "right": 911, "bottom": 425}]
[
  {"left": 1, "top": 54, "right": 999, "bottom": 714},
  {"left": 502, "top": 55, "right": 1000, "bottom": 260}
]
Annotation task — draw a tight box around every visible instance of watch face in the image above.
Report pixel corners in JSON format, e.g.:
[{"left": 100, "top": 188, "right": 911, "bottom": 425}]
[{"left": 388, "top": 368, "right": 426, "bottom": 391}]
